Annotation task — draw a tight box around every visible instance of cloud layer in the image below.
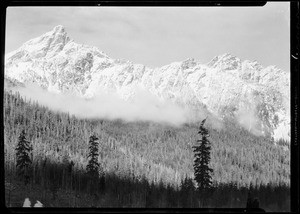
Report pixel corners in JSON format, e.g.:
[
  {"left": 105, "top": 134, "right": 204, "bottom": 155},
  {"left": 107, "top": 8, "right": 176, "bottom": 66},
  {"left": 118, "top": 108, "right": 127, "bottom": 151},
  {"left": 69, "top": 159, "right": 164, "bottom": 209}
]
[
  {"left": 235, "top": 106, "right": 263, "bottom": 136},
  {"left": 13, "top": 83, "right": 194, "bottom": 126},
  {"left": 11, "top": 83, "right": 268, "bottom": 136}
]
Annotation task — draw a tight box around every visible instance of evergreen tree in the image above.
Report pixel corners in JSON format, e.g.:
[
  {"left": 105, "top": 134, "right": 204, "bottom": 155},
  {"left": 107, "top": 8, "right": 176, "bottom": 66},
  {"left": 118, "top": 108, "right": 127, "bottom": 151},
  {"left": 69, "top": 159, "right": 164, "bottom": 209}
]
[
  {"left": 193, "top": 119, "right": 213, "bottom": 190},
  {"left": 86, "top": 135, "right": 100, "bottom": 178},
  {"left": 15, "top": 130, "right": 33, "bottom": 184},
  {"left": 86, "top": 134, "right": 105, "bottom": 198}
]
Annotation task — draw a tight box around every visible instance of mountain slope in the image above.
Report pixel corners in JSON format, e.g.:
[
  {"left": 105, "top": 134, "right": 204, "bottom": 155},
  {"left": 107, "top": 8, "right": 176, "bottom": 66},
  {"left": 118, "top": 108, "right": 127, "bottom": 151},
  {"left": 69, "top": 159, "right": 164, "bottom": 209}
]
[
  {"left": 4, "top": 25, "right": 290, "bottom": 141},
  {"left": 4, "top": 90, "right": 290, "bottom": 187}
]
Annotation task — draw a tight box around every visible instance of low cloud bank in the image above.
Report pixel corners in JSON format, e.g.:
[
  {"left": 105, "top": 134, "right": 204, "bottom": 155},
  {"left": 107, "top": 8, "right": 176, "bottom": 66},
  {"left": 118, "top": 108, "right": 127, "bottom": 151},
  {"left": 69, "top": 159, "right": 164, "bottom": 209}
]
[
  {"left": 235, "top": 103, "right": 263, "bottom": 136},
  {"left": 13, "top": 83, "right": 264, "bottom": 133},
  {"left": 14, "top": 83, "right": 195, "bottom": 126}
]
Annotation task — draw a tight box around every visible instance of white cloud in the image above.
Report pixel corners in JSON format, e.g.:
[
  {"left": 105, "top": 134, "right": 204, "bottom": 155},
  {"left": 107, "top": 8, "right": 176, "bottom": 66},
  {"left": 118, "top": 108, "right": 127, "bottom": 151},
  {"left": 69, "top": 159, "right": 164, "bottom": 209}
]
[
  {"left": 13, "top": 83, "right": 195, "bottom": 126},
  {"left": 235, "top": 104, "right": 263, "bottom": 136}
]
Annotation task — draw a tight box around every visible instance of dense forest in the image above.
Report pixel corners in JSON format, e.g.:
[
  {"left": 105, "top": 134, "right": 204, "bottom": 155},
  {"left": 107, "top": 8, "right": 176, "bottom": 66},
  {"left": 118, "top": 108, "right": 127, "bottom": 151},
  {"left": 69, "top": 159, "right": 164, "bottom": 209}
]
[{"left": 4, "top": 90, "right": 290, "bottom": 211}]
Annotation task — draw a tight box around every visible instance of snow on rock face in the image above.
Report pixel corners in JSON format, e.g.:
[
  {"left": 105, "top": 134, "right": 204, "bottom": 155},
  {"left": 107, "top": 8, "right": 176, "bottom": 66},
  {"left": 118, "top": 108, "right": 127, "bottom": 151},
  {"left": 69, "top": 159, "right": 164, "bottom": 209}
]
[
  {"left": 240, "top": 60, "right": 263, "bottom": 82},
  {"left": 5, "top": 25, "right": 290, "bottom": 140},
  {"left": 207, "top": 53, "right": 242, "bottom": 71},
  {"left": 6, "top": 25, "right": 70, "bottom": 64}
]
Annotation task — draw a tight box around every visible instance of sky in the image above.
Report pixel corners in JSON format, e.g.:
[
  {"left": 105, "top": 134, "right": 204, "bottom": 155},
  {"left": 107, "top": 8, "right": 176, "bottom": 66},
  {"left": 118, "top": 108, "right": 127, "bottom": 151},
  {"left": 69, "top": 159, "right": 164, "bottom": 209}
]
[{"left": 6, "top": 3, "right": 290, "bottom": 71}]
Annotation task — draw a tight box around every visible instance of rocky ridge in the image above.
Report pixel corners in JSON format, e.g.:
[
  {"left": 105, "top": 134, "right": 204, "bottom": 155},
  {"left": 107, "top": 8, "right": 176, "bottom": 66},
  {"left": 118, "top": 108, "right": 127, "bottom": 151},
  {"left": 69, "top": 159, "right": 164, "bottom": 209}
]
[{"left": 5, "top": 25, "right": 290, "bottom": 141}]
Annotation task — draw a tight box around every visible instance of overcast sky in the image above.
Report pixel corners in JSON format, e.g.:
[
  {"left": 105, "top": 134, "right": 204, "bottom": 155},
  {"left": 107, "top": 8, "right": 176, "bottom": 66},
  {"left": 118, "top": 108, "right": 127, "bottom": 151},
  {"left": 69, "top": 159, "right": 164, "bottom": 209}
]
[{"left": 6, "top": 3, "right": 290, "bottom": 71}]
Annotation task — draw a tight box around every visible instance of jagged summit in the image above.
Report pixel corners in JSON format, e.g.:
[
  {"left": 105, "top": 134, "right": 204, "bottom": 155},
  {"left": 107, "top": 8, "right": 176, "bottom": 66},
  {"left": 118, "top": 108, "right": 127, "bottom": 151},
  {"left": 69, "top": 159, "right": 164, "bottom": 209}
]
[
  {"left": 53, "top": 25, "right": 66, "bottom": 33},
  {"left": 5, "top": 25, "right": 72, "bottom": 65},
  {"left": 178, "top": 58, "right": 197, "bottom": 70},
  {"left": 207, "top": 53, "right": 241, "bottom": 70},
  {"left": 4, "top": 26, "right": 290, "bottom": 141},
  {"left": 24, "top": 25, "right": 70, "bottom": 49}
]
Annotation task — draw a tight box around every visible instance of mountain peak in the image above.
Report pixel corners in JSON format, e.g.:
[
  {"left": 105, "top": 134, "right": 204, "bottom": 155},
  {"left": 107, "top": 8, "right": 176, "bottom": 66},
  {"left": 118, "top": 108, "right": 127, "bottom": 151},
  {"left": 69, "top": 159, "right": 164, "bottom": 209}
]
[
  {"left": 221, "top": 52, "right": 235, "bottom": 57},
  {"left": 181, "top": 58, "right": 197, "bottom": 69},
  {"left": 48, "top": 25, "right": 70, "bottom": 44},
  {"left": 5, "top": 25, "right": 73, "bottom": 64},
  {"left": 24, "top": 25, "right": 70, "bottom": 47},
  {"left": 215, "top": 53, "right": 240, "bottom": 62},
  {"left": 207, "top": 53, "right": 241, "bottom": 70},
  {"left": 53, "top": 25, "right": 66, "bottom": 33}
]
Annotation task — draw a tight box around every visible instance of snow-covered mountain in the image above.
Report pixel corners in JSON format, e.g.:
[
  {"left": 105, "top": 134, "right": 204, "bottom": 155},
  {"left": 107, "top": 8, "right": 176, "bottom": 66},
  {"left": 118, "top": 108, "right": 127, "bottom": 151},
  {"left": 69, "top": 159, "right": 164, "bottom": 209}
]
[{"left": 5, "top": 25, "right": 290, "bottom": 141}]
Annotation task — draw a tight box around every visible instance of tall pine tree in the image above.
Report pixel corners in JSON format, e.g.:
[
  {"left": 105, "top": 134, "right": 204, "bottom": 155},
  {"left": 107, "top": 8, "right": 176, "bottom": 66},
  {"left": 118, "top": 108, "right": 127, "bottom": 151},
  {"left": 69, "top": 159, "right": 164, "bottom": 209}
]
[
  {"left": 86, "top": 134, "right": 105, "bottom": 204},
  {"left": 15, "top": 130, "right": 33, "bottom": 185},
  {"left": 193, "top": 118, "right": 213, "bottom": 206},
  {"left": 86, "top": 135, "right": 100, "bottom": 178}
]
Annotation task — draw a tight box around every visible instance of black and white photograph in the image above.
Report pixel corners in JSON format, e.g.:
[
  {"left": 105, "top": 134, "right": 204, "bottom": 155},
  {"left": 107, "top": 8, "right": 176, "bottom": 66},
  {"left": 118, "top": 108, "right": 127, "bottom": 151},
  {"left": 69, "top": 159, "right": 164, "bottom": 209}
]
[{"left": 4, "top": 2, "right": 291, "bottom": 211}]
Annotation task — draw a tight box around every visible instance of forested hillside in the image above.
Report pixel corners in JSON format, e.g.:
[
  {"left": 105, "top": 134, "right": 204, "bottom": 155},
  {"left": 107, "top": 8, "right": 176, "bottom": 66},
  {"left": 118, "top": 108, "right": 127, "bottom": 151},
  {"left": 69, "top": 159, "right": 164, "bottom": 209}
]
[
  {"left": 4, "top": 90, "right": 290, "bottom": 210},
  {"left": 4, "top": 90, "right": 290, "bottom": 187}
]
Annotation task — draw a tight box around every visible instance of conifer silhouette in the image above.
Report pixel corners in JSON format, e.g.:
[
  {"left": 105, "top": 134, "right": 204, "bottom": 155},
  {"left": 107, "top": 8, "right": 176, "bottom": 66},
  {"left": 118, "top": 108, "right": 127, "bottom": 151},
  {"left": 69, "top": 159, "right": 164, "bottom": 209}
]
[
  {"left": 15, "top": 130, "right": 33, "bottom": 185},
  {"left": 86, "top": 135, "right": 100, "bottom": 178},
  {"left": 193, "top": 119, "right": 213, "bottom": 207},
  {"left": 193, "top": 119, "right": 213, "bottom": 190}
]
